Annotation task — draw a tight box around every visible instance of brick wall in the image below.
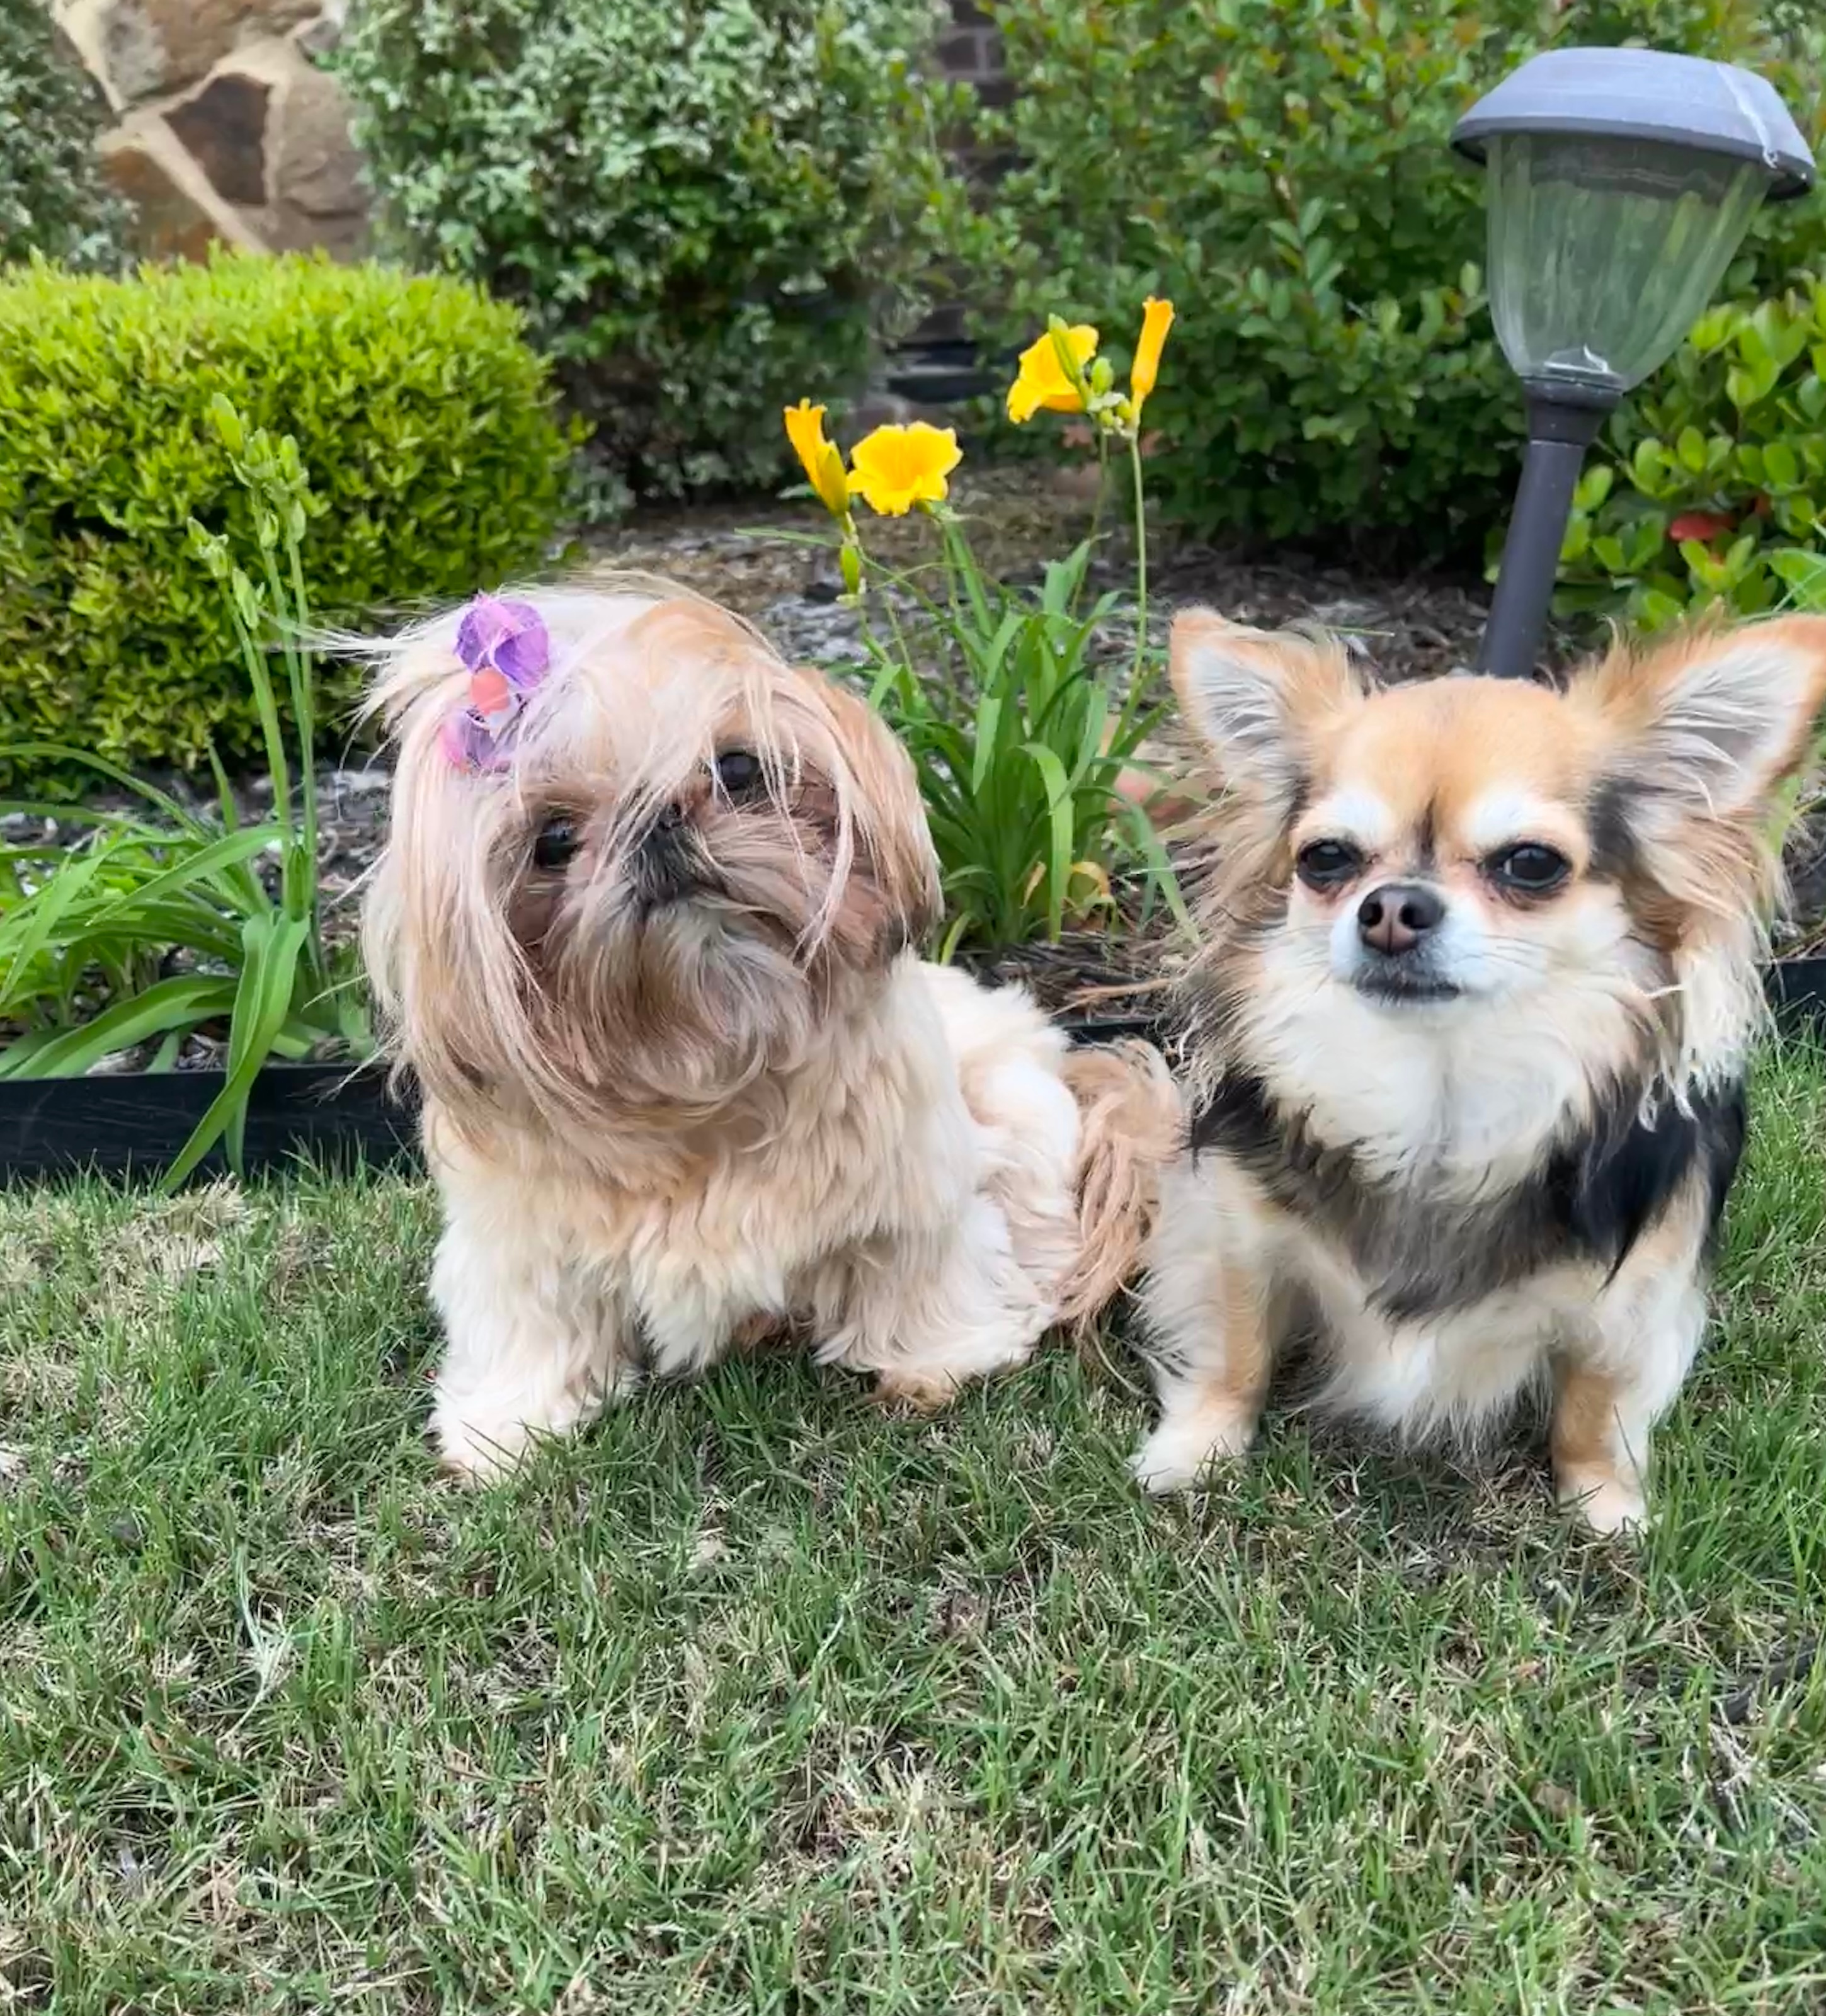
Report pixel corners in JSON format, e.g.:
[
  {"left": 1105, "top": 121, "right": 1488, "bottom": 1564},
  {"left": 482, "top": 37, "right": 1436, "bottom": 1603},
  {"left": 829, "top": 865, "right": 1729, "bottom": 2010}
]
[{"left": 937, "top": 0, "right": 1009, "bottom": 109}]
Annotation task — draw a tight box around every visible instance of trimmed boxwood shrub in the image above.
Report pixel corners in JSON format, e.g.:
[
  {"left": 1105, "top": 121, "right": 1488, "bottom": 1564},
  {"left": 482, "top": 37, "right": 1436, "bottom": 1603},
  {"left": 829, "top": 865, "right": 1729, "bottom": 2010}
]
[
  {"left": 333, "top": 0, "right": 964, "bottom": 502},
  {"left": 0, "top": 0, "right": 132, "bottom": 272},
  {"left": 0, "top": 253, "right": 572, "bottom": 776}
]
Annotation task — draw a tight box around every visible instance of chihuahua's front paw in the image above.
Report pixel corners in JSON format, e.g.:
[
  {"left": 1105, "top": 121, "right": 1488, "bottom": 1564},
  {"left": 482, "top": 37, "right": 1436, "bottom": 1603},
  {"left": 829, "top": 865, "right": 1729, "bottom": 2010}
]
[
  {"left": 1131, "top": 1409, "right": 1255, "bottom": 1495},
  {"left": 1556, "top": 1467, "right": 1648, "bottom": 1537}
]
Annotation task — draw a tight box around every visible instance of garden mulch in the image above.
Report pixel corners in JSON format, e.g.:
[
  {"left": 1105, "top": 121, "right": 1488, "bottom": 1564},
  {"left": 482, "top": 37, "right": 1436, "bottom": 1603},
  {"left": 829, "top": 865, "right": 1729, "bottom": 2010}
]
[{"left": 577, "top": 460, "right": 1500, "bottom": 684}]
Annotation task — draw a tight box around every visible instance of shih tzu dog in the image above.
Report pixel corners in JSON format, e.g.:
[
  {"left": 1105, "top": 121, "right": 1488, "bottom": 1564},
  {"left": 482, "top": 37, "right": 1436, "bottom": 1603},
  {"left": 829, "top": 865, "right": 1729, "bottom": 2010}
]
[
  {"left": 1135, "top": 610, "right": 1826, "bottom": 1532},
  {"left": 360, "top": 582, "right": 1174, "bottom": 1479}
]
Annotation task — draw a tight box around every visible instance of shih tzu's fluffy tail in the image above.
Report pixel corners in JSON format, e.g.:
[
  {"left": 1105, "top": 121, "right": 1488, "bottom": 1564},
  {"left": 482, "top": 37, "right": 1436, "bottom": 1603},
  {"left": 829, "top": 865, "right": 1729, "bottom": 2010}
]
[{"left": 1055, "top": 1038, "right": 1182, "bottom": 1333}]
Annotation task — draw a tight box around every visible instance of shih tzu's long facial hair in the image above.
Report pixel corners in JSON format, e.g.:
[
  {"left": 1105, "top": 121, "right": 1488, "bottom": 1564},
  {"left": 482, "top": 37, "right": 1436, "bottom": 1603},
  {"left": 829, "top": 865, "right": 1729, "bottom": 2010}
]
[
  {"left": 1170, "top": 613, "right": 1826, "bottom": 1196},
  {"left": 362, "top": 585, "right": 940, "bottom": 1146}
]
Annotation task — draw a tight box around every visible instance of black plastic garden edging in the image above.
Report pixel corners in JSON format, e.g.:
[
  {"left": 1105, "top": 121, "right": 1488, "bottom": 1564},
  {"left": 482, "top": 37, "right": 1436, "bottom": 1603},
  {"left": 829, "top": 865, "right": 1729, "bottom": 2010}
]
[
  {"left": 0, "top": 1059, "right": 418, "bottom": 1184},
  {"left": 1767, "top": 956, "right": 1826, "bottom": 1032},
  {"left": 3, "top": 961, "right": 1823, "bottom": 1185}
]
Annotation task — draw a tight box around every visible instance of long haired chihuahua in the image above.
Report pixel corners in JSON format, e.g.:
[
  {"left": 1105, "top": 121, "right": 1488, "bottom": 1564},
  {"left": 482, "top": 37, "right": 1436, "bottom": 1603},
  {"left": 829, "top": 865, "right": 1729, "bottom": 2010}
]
[
  {"left": 1137, "top": 611, "right": 1826, "bottom": 1531},
  {"left": 361, "top": 582, "right": 1170, "bottom": 1479}
]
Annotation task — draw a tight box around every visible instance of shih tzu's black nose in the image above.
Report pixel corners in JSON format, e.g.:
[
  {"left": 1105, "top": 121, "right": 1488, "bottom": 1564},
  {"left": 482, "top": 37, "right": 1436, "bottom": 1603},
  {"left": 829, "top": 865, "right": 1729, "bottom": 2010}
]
[
  {"left": 1357, "top": 882, "right": 1443, "bottom": 957},
  {"left": 637, "top": 800, "right": 697, "bottom": 903}
]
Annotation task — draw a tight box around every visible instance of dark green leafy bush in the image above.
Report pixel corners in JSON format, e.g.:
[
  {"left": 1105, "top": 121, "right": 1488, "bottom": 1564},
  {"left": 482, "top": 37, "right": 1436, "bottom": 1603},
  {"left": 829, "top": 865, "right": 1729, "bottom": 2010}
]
[
  {"left": 1558, "top": 283, "right": 1826, "bottom": 627},
  {"left": 971, "top": 0, "right": 1826, "bottom": 553},
  {"left": 0, "top": 0, "right": 132, "bottom": 270},
  {"left": 0, "top": 253, "right": 571, "bottom": 777},
  {"left": 336, "top": 0, "right": 964, "bottom": 501}
]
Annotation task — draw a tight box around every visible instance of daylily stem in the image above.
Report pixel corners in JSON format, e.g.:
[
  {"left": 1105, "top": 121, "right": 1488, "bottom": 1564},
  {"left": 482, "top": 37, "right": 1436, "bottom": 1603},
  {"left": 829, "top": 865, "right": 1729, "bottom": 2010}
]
[
  {"left": 1078, "top": 435, "right": 1112, "bottom": 617},
  {"left": 1129, "top": 433, "right": 1149, "bottom": 691},
  {"left": 879, "top": 578, "right": 919, "bottom": 706}
]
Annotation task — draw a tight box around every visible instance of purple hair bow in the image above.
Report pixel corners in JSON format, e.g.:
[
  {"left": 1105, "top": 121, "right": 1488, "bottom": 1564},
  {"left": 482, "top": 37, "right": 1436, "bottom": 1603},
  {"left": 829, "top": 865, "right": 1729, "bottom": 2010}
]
[{"left": 440, "top": 594, "right": 552, "bottom": 771}]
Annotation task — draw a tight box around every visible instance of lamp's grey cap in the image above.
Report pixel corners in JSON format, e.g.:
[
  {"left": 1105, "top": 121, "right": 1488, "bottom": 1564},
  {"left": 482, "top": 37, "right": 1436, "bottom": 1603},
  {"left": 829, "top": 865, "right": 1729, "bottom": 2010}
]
[{"left": 1452, "top": 47, "right": 1815, "bottom": 201}]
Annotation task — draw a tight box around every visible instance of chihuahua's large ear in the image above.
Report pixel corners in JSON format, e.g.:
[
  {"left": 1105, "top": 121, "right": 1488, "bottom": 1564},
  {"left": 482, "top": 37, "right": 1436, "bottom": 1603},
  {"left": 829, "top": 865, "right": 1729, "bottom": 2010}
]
[
  {"left": 1170, "top": 610, "right": 1364, "bottom": 823},
  {"left": 1572, "top": 617, "right": 1826, "bottom": 843}
]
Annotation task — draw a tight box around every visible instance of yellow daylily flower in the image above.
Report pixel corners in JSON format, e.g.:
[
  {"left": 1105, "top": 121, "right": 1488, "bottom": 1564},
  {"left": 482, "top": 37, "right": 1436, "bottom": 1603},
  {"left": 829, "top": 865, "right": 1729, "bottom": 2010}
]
[
  {"left": 1131, "top": 297, "right": 1175, "bottom": 414},
  {"left": 783, "top": 399, "right": 848, "bottom": 517},
  {"left": 1007, "top": 323, "right": 1098, "bottom": 424},
  {"left": 848, "top": 422, "right": 961, "bottom": 516}
]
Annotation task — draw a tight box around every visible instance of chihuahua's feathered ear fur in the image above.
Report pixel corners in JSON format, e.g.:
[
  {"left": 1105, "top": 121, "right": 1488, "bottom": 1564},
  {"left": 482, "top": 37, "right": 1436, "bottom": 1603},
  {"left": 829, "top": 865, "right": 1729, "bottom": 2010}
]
[
  {"left": 1169, "top": 610, "right": 1367, "bottom": 828},
  {"left": 1565, "top": 614, "right": 1826, "bottom": 938}
]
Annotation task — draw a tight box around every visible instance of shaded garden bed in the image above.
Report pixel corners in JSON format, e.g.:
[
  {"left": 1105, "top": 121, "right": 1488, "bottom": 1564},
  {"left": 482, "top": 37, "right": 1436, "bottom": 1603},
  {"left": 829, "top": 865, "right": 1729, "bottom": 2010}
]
[{"left": 9, "top": 461, "right": 1826, "bottom": 1184}]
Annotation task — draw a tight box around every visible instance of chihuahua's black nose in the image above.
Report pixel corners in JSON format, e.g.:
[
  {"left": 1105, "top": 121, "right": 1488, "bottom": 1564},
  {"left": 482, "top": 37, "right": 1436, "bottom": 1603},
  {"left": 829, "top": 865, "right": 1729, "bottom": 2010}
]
[{"left": 1357, "top": 882, "right": 1443, "bottom": 957}]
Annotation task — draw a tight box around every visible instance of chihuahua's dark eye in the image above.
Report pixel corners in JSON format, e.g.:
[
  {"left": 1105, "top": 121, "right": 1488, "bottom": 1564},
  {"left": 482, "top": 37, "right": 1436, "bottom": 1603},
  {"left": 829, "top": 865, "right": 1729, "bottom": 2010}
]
[
  {"left": 532, "top": 814, "right": 581, "bottom": 872},
  {"left": 1296, "top": 839, "right": 1364, "bottom": 890},
  {"left": 714, "top": 749, "right": 765, "bottom": 799},
  {"left": 1486, "top": 843, "right": 1570, "bottom": 894}
]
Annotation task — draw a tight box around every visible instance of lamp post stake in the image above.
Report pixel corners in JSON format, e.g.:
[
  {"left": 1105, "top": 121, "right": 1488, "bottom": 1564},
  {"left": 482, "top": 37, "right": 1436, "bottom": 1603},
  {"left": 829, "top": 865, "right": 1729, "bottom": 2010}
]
[{"left": 1477, "top": 387, "right": 1615, "bottom": 681}]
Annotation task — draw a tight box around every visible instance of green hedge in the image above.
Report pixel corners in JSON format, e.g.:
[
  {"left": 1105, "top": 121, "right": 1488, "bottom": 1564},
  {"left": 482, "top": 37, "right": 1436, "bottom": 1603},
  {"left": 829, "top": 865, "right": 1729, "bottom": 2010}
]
[
  {"left": 0, "top": 254, "right": 572, "bottom": 775},
  {"left": 970, "top": 0, "right": 1826, "bottom": 556},
  {"left": 0, "top": 0, "right": 132, "bottom": 271},
  {"left": 333, "top": 0, "right": 964, "bottom": 503}
]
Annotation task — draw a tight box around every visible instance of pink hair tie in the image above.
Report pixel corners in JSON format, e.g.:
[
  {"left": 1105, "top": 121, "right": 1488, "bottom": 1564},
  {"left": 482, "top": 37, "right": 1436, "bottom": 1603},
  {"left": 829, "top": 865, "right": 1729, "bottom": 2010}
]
[{"left": 440, "top": 594, "right": 551, "bottom": 770}]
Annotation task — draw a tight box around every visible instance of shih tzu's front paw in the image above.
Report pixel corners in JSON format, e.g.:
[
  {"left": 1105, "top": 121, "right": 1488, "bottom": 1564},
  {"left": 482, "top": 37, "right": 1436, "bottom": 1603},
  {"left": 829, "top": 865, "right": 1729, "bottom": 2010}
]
[
  {"left": 431, "top": 1394, "right": 537, "bottom": 1486},
  {"left": 873, "top": 1365, "right": 965, "bottom": 1414}
]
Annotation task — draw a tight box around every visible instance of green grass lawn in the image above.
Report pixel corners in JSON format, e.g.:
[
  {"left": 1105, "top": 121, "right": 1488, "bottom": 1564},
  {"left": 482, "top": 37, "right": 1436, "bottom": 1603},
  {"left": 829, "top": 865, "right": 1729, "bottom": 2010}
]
[{"left": 3, "top": 1051, "right": 1825, "bottom": 2014}]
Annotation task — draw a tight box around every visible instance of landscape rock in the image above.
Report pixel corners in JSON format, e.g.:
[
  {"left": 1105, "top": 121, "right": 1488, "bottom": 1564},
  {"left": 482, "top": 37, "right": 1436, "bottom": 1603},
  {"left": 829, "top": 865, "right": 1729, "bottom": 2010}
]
[
  {"left": 54, "top": 0, "right": 318, "bottom": 103},
  {"left": 164, "top": 68, "right": 270, "bottom": 205},
  {"left": 100, "top": 115, "right": 263, "bottom": 260},
  {"left": 49, "top": 0, "right": 369, "bottom": 261}
]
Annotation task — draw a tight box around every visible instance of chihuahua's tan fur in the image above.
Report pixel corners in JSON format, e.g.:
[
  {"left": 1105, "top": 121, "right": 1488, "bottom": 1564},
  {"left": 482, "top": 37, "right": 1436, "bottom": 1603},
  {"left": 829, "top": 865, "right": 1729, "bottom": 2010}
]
[{"left": 1137, "top": 612, "right": 1826, "bottom": 1531}]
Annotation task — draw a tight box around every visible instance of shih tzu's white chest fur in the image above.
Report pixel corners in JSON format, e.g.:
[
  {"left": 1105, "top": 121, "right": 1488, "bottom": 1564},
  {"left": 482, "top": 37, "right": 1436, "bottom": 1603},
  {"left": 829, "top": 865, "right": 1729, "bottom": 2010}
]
[
  {"left": 430, "top": 969, "right": 979, "bottom": 1370},
  {"left": 422, "top": 960, "right": 1089, "bottom": 1476}
]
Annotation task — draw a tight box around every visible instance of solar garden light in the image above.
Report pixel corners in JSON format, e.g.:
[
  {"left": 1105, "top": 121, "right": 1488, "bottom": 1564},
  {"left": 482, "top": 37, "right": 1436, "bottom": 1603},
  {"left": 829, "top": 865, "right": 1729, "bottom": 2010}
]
[{"left": 1451, "top": 48, "right": 1815, "bottom": 680}]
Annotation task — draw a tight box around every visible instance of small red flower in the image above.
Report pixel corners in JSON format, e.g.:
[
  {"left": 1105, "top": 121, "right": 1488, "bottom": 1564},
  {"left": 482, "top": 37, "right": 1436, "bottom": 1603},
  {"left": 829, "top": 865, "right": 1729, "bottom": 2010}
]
[
  {"left": 1668, "top": 511, "right": 1735, "bottom": 544},
  {"left": 1752, "top": 493, "right": 1773, "bottom": 519}
]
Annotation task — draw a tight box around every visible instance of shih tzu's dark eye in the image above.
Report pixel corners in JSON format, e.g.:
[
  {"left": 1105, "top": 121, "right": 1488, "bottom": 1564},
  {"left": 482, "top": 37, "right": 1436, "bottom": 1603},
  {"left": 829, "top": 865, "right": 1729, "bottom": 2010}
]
[
  {"left": 532, "top": 813, "right": 581, "bottom": 872},
  {"left": 714, "top": 748, "right": 765, "bottom": 799},
  {"left": 1295, "top": 838, "right": 1364, "bottom": 890},
  {"left": 1485, "top": 843, "right": 1570, "bottom": 895}
]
